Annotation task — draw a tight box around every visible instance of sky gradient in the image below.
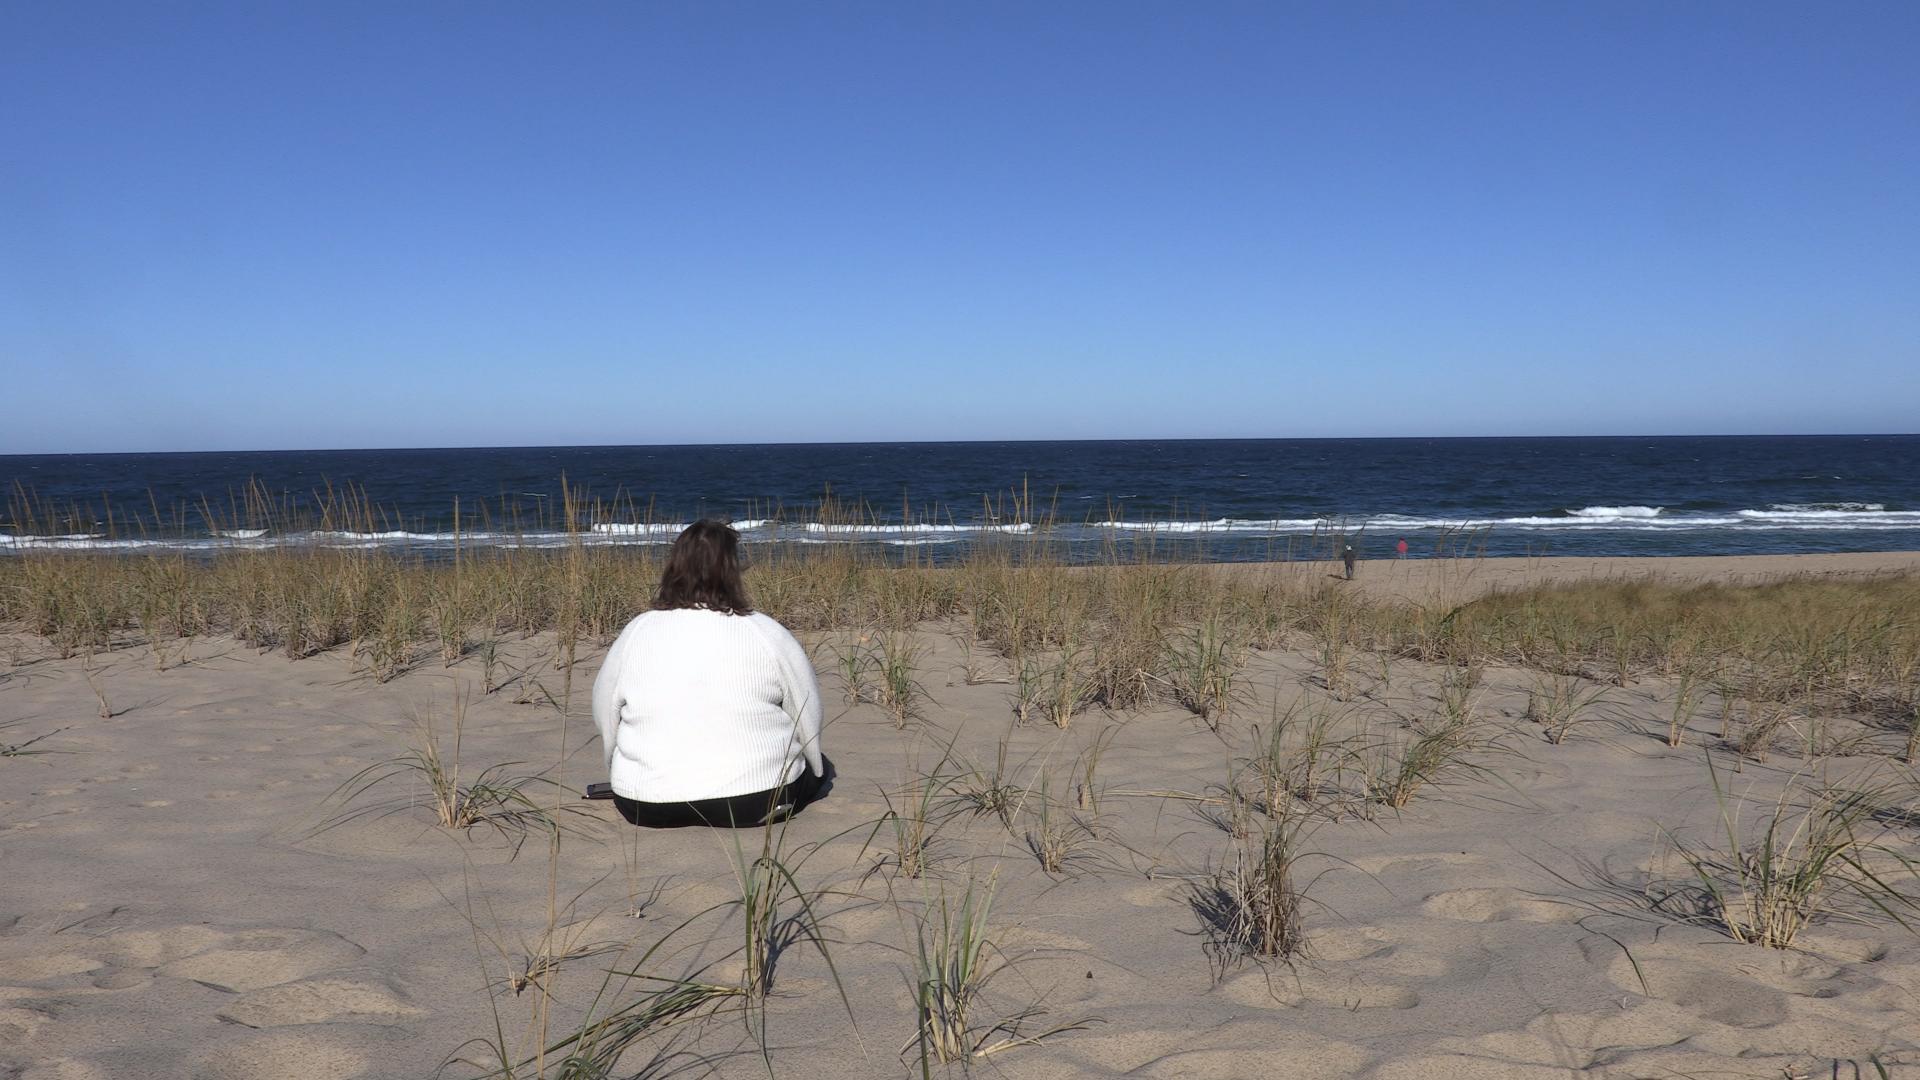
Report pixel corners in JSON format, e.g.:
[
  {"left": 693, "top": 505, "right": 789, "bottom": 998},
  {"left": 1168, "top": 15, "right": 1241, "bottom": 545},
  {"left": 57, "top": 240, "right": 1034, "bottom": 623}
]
[{"left": 3, "top": 2, "right": 1916, "bottom": 453}]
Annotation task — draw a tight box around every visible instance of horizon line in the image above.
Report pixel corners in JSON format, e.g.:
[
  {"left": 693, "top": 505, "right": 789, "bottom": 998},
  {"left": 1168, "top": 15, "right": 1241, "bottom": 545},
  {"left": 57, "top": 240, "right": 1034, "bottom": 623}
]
[{"left": 5, "top": 431, "right": 1918, "bottom": 458}]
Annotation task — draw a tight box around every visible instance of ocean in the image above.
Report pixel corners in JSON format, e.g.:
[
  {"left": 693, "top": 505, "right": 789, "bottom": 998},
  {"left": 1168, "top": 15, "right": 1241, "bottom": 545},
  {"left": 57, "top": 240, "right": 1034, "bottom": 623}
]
[{"left": 3, "top": 435, "right": 1917, "bottom": 561}]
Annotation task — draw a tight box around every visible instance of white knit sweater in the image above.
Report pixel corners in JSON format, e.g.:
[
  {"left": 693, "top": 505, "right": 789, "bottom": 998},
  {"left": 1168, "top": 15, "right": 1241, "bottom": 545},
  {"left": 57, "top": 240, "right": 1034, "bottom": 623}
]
[{"left": 591, "top": 608, "right": 825, "bottom": 802}]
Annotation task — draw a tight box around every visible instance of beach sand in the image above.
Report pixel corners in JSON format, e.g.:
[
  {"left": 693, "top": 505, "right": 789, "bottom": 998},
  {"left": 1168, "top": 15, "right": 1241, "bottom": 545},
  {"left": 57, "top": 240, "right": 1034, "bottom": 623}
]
[{"left": 4, "top": 553, "right": 1919, "bottom": 1079}]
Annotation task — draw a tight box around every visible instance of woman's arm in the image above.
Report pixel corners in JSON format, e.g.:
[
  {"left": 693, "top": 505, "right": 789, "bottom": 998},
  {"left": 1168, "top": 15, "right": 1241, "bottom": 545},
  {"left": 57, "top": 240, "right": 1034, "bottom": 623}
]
[
  {"left": 591, "top": 622, "right": 635, "bottom": 770},
  {"left": 755, "top": 617, "right": 826, "bottom": 778}
]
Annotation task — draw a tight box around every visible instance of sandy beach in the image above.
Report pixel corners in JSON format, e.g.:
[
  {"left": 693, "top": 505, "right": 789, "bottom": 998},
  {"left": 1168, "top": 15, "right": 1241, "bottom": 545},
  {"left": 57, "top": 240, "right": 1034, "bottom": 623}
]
[{"left": 5, "top": 552, "right": 1920, "bottom": 1079}]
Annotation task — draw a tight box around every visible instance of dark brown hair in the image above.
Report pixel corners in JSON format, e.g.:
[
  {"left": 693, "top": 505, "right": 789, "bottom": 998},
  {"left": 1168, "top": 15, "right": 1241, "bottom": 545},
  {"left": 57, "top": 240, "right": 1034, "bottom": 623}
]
[{"left": 654, "top": 519, "right": 752, "bottom": 615}]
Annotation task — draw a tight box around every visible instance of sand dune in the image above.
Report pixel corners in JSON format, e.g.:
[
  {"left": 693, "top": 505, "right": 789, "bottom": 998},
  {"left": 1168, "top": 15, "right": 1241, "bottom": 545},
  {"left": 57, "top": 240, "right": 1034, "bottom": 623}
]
[{"left": 3, "top": 554, "right": 1918, "bottom": 1079}]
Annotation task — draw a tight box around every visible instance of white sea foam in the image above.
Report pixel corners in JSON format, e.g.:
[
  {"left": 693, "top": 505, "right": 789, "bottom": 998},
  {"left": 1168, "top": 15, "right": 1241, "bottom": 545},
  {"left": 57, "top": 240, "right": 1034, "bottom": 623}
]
[
  {"left": 1567, "top": 505, "right": 1662, "bottom": 518},
  {"left": 1738, "top": 507, "right": 1920, "bottom": 524},
  {"left": 1099, "top": 518, "right": 1329, "bottom": 533},
  {"left": 589, "top": 522, "right": 693, "bottom": 536},
  {"left": 7, "top": 502, "right": 1918, "bottom": 555},
  {"left": 0, "top": 533, "right": 102, "bottom": 546},
  {"left": 801, "top": 522, "right": 1031, "bottom": 534},
  {"left": 310, "top": 530, "right": 427, "bottom": 541}
]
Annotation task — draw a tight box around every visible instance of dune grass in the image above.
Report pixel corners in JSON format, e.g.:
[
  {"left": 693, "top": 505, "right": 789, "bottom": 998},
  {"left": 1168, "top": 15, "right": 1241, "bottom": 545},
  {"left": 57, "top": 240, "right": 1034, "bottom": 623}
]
[
  {"left": 318, "top": 690, "right": 587, "bottom": 852},
  {"left": 872, "top": 632, "right": 928, "bottom": 729},
  {"left": 1024, "top": 773, "right": 1099, "bottom": 876},
  {"left": 1657, "top": 759, "right": 1920, "bottom": 949},
  {"left": 908, "top": 877, "right": 998, "bottom": 1065},
  {"left": 1248, "top": 700, "right": 1350, "bottom": 814},
  {"left": 1526, "top": 672, "right": 1611, "bottom": 745},
  {"left": 878, "top": 752, "right": 960, "bottom": 880},
  {"left": 7, "top": 527, "right": 1918, "bottom": 738},
  {"left": 1189, "top": 805, "right": 1317, "bottom": 974},
  {"left": 950, "top": 728, "right": 1025, "bottom": 828},
  {"left": 1162, "top": 615, "right": 1246, "bottom": 729}
]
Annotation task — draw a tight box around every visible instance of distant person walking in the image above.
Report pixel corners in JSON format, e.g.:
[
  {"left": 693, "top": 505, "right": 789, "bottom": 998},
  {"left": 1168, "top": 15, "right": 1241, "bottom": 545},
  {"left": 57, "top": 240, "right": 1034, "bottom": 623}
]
[
  {"left": 1396, "top": 537, "right": 1409, "bottom": 559},
  {"left": 1342, "top": 544, "right": 1357, "bottom": 580}
]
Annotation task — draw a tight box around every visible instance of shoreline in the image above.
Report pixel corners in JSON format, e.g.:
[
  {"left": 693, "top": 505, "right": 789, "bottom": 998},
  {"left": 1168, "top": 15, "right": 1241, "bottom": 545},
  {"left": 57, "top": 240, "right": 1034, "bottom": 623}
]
[{"left": 1266, "top": 549, "right": 1920, "bottom": 603}]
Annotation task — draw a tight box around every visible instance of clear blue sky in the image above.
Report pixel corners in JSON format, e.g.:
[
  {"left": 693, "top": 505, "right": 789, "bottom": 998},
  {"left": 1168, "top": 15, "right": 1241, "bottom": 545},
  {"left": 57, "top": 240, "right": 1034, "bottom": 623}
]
[{"left": 3, "top": 2, "right": 1916, "bottom": 453}]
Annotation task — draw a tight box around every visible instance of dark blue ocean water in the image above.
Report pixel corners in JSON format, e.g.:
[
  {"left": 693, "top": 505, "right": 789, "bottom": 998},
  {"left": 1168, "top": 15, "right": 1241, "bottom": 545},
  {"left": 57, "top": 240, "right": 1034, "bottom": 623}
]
[{"left": 3, "top": 436, "right": 1918, "bottom": 560}]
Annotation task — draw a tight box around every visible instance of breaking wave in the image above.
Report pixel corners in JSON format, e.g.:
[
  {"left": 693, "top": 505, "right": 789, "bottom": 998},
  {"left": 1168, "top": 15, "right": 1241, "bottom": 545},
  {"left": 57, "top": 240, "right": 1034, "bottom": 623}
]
[{"left": 5, "top": 503, "right": 1917, "bottom": 553}]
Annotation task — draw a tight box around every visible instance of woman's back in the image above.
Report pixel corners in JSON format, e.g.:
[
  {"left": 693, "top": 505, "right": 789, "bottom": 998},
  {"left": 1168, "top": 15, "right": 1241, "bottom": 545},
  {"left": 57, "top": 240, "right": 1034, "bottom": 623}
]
[{"left": 592, "top": 607, "right": 824, "bottom": 803}]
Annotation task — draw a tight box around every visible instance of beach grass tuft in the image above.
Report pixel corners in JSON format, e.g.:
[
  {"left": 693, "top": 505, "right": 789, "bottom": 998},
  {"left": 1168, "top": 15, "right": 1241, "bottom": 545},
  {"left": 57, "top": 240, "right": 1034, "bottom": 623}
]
[
  {"left": 1657, "top": 759, "right": 1920, "bottom": 949},
  {"left": 1190, "top": 806, "right": 1316, "bottom": 973}
]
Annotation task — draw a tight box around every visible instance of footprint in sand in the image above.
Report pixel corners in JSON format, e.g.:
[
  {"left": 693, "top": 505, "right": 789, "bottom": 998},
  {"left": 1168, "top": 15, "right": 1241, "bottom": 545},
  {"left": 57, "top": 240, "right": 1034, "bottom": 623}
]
[
  {"left": 217, "top": 976, "right": 424, "bottom": 1028},
  {"left": 91, "top": 968, "right": 152, "bottom": 990},
  {"left": 1119, "top": 882, "right": 1178, "bottom": 908},
  {"left": 0, "top": 1002, "right": 56, "bottom": 1043},
  {"left": 11, "top": 1056, "right": 114, "bottom": 1080},
  {"left": 1349, "top": 851, "right": 1492, "bottom": 876},
  {"left": 0, "top": 952, "right": 105, "bottom": 982},
  {"left": 1217, "top": 968, "right": 1421, "bottom": 1011},
  {"left": 1419, "top": 887, "right": 1581, "bottom": 924},
  {"left": 93, "top": 924, "right": 227, "bottom": 966},
  {"left": 1595, "top": 956, "right": 1790, "bottom": 1029},
  {"left": 1364, "top": 1052, "right": 1581, "bottom": 1079},
  {"left": 1309, "top": 924, "right": 1396, "bottom": 962},
  {"left": 1126, "top": 1037, "right": 1376, "bottom": 1078},
  {"left": 193, "top": 1027, "right": 403, "bottom": 1080},
  {"left": 156, "top": 928, "right": 366, "bottom": 993}
]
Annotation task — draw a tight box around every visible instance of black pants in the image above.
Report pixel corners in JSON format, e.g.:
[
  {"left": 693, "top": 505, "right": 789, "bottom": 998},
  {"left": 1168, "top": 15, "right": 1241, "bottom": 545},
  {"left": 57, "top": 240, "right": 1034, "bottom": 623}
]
[{"left": 614, "top": 766, "right": 826, "bottom": 829}]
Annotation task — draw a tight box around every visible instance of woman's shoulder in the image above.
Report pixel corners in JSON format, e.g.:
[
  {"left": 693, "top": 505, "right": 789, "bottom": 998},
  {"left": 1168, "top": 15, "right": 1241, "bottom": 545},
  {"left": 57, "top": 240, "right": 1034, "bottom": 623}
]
[
  {"left": 631, "top": 607, "right": 770, "bottom": 630},
  {"left": 740, "top": 611, "right": 802, "bottom": 647}
]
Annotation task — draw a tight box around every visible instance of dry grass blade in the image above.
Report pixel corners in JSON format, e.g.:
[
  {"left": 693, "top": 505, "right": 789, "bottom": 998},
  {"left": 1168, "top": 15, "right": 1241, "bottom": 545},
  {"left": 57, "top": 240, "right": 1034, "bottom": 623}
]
[{"left": 1, "top": 720, "right": 71, "bottom": 758}]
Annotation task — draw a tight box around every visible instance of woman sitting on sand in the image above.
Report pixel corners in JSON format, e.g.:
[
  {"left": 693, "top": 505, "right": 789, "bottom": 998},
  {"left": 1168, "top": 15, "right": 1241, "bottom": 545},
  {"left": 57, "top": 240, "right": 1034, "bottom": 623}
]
[{"left": 591, "top": 519, "right": 827, "bottom": 828}]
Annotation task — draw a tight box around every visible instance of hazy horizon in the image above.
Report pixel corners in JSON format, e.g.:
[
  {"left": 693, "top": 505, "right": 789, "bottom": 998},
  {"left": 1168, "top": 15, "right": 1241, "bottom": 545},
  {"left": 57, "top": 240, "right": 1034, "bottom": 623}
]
[{"left": 5, "top": 430, "right": 1919, "bottom": 460}]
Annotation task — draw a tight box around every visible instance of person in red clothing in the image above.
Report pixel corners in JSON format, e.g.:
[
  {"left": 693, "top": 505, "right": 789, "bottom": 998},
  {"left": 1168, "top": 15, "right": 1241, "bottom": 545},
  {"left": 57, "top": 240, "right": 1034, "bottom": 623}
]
[{"left": 1396, "top": 537, "right": 1409, "bottom": 559}]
